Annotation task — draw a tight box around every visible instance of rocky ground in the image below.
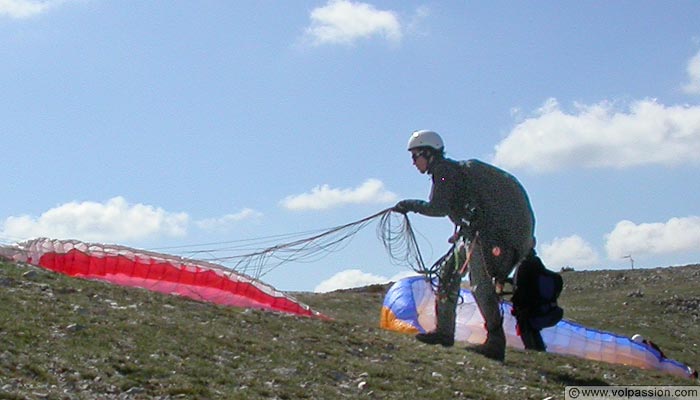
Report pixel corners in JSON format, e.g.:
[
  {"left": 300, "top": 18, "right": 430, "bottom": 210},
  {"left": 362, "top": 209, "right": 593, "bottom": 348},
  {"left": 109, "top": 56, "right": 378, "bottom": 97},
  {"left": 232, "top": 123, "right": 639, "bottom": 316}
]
[{"left": 1, "top": 260, "right": 698, "bottom": 399}]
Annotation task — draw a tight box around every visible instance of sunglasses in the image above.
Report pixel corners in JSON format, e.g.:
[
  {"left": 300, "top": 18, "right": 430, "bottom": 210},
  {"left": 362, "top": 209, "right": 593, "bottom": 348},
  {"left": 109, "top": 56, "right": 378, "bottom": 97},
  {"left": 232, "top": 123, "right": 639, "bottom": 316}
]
[{"left": 411, "top": 151, "right": 427, "bottom": 161}]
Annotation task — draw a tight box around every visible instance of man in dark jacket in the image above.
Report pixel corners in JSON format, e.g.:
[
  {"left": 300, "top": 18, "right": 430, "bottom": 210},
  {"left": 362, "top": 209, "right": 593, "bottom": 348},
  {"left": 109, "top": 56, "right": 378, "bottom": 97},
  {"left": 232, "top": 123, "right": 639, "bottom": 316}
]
[{"left": 393, "top": 130, "right": 536, "bottom": 361}]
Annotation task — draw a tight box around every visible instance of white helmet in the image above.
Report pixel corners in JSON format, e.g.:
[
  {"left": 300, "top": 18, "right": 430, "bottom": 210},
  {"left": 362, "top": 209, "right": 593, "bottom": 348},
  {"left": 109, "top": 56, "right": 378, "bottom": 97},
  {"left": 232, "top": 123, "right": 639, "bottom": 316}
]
[
  {"left": 407, "top": 130, "right": 444, "bottom": 151},
  {"left": 631, "top": 334, "right": 645, "bottom": 344}
]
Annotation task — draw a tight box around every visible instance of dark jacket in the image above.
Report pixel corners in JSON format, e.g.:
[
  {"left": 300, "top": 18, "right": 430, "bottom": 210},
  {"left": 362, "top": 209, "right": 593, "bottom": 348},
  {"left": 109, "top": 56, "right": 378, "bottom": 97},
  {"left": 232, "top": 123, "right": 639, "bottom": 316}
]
[{"left": 409, "top": 157, "right": 535, "bottom": 249}]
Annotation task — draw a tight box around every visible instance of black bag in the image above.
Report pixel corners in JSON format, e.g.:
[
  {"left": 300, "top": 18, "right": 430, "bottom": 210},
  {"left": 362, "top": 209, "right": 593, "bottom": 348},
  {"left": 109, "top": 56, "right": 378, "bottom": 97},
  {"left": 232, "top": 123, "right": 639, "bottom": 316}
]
[{"left": 511, "top": 250, "right": 564, "bottom": 331}]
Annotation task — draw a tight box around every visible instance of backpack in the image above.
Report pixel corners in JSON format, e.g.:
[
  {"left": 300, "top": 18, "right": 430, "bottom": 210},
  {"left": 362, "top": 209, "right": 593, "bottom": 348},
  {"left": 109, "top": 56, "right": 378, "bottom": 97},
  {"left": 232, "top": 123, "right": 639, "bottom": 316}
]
[{"left": 511, "top": 250, "right": 564, "bottom": 330}]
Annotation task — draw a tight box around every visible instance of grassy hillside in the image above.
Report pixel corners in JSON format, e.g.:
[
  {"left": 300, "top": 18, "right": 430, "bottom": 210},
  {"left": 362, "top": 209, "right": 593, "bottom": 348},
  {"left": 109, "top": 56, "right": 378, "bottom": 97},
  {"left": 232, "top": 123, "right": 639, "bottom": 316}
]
[{"left": 1, "top": 259, "right": 698, "bottom": 399}]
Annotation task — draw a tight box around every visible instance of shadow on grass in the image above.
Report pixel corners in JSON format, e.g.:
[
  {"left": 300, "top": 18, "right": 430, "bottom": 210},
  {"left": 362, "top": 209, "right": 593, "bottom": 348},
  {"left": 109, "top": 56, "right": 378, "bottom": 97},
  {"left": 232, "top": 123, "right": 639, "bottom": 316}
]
[{"left": 549, "top": 372, "right": 608, "bottom": 386}]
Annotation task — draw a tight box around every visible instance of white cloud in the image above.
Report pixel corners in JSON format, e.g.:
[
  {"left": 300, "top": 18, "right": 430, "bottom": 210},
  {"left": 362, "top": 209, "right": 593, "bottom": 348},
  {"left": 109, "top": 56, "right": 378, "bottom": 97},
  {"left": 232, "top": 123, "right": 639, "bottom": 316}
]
[
  {"left": 404, "top": 5, "right": 430, "bottom": 37},
  {"left": 303, "top": 0, "right": 402, "bottom": 46},
  {"left": 196, "top": 208, "right": 263, "bottom": 232},
  {"left": 605, "top": 216, "right": 700, "bottom": 259},
  {"left": 492, "top": 98, "right": 700, "bottom": 172},
  {"left": 1, "top": 197, "right": 189, "bottom": 242},
  {"left": 682, "top": 50, "right": 700, "bottom": 95},
  {"left": 314, "top": 268, "right": 413, "bottom": 292},
  {"left": 281, "top": 178, "right": 397, "bottom": 211},
  {"left": 539, "top": 235, "right": 600, "bottom": 269},
  {"left": 0, "top": 0, "right": 71, "bottom": 19}
]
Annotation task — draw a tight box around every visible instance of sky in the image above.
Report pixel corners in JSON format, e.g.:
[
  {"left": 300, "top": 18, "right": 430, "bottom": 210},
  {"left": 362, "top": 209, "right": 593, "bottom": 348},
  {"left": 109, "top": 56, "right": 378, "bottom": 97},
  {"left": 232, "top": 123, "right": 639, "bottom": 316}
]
[{"left": 2, "top": 0, "right": 700, "bottom": 293}]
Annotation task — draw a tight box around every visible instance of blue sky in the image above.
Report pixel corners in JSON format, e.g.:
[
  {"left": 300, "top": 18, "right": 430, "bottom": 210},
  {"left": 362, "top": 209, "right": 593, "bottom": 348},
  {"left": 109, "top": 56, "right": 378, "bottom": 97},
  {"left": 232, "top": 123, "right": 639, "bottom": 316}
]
[{"left": 2, "top": 0, "right": 700, "bottom": 292}]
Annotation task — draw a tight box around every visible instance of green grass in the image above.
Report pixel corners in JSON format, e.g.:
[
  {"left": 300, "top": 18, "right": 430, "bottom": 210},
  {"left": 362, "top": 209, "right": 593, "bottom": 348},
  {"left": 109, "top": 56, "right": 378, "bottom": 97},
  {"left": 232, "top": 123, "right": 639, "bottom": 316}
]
[{"left": 1, "top": 260, "right": 698, "bottom": 399}]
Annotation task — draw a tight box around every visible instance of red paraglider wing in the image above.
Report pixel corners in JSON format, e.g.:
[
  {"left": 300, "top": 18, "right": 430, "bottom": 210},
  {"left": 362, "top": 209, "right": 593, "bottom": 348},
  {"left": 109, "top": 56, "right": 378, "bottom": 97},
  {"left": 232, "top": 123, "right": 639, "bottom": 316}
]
[{"left": 6, "top": 238, "right": 325, "bottom": 319}]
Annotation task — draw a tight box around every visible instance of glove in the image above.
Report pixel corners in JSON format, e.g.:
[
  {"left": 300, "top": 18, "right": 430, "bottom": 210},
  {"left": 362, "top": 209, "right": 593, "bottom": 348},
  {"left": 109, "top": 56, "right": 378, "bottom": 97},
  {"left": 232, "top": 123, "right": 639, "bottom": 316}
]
[{"left": 392, "top": 200, "right": 420, "bottom": 214}]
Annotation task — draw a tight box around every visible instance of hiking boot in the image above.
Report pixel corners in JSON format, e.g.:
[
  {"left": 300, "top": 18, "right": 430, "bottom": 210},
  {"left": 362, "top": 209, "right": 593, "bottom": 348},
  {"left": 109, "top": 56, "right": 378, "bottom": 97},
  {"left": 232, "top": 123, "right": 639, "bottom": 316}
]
[
  {"left": 465, "top": 342, "right": 505, "bottom": 361},
  {"left": 466, "top": 326, "right": 506, "bottom": 361},
  {"left": 415, "top": 331, "right": 454, "bottom": 347}
]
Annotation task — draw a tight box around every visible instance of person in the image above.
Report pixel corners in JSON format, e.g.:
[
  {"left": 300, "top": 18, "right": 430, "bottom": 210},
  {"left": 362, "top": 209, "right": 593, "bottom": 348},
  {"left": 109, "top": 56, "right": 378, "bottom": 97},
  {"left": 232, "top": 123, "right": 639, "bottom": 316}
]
[{"left": 392, "top": 130, "right": 536, "bottom": 361}]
